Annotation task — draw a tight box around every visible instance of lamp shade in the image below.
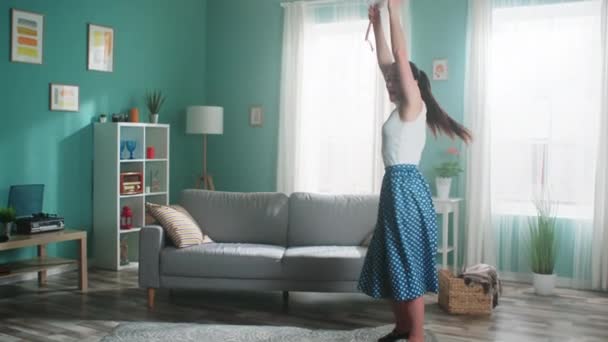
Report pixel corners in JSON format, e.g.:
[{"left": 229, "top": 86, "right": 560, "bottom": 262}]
[{"left": 186, "top": 106, "right": 224, "bottom": 135}]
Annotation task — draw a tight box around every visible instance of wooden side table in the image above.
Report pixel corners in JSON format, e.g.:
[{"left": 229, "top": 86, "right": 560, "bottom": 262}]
[
  {"left": 432, "top": 198, "right": 462, "bottom": 273},
  {"left": 0, "top": 230, "right": 87, "bottom": 291}
]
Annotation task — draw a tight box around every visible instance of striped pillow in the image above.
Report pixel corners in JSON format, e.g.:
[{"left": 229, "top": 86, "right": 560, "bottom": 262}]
[{"left": 146, "top": 203, "right": 211, "bottom": 248}]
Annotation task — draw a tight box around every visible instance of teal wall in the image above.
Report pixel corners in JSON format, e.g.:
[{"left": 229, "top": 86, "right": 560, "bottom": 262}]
[
  {"left": 410, "top": 0, "right": 468, "bottom": 187},
  {"left": 410, "top": 0, "right": 469, "bottom": 268},
  {"left": 0, "top": 0, "right": 207, "bottom": 263},
  {"left": 206, "top": 0, "right": 284, "bottom": 192}
]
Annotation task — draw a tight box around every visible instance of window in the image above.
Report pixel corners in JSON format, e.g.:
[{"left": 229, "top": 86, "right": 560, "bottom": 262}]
[
  {"left": 489, "top": 1, "right": 602, "bottom": 218},
  {"left": 294, "top": 6, "right": 388, "bottom": 194}
]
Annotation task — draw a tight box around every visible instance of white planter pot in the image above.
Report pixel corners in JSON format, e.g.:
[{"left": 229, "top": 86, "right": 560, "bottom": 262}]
[
  {"left": 435, "top": 177, "right": 452, "bottom": 199},
  {"left": 150, "top": 113, "right": 159, "bottom": 124},
  {"left": 533, "top": 273, "right": 556, "bottom": 296}
]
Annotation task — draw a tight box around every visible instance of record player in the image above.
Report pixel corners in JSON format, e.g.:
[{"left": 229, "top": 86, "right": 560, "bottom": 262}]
[{"left": 16, "top": 213, "right": 65, "bottom": 234}]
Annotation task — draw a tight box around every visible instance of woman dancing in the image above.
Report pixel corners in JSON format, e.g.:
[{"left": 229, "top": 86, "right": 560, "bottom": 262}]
[{"left": 358, "top": 1, "right": 472, "bottom": 341}]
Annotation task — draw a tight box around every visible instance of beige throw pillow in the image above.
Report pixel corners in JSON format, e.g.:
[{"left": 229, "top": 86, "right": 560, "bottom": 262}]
[{"left": 146, "top": 203, "right": 212, "bottom": 248}]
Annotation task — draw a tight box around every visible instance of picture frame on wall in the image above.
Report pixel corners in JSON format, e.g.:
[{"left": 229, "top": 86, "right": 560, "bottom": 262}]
[
  {"left": 249, "top": 105, "right": 264, "bottom": 127},
  {"left": 50, "top": 84, "right": 80, "bottom": 112},
  {"left": 87, "top": 24, "right": 114, "bottom": 72},
  {"left": 11, "top": 9, "right": 44, "bottom": 64},
  {"left": 433, "top": 59, "right": 449, "bottom": 81}
]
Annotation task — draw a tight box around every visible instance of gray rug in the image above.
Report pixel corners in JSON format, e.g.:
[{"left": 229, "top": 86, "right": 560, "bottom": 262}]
[{"left": 101, "top": 323, "right": 438, "bottom": 341}]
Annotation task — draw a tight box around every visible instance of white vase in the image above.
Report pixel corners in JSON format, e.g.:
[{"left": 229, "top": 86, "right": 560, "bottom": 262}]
[
  {"left": 150, "top": 113, "right": 159, "bottom": 124},
  {"left": 436, "top": 177, "right": 452, "bottom": 199},
  {"left": 533, "top": 273, "right": 556, "bottom": 296}
]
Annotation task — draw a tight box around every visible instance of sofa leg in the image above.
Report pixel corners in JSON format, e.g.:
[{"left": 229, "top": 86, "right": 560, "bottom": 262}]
[
  {"left": 148, "top": 288, "right": 156, "bottom": 310},
  {"left": 282, "top": 291, "right": 289, "bottom": 305}
]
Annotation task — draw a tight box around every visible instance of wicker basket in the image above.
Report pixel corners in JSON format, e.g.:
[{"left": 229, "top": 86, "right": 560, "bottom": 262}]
[{"left": 438, "top": 269, "right": 493, "bottom": 315}]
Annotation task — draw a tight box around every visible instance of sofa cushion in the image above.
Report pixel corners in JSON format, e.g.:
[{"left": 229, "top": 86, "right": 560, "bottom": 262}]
[
  {"left": 287, "top": 193, "right": 378, "bottom": 247},
  {"left": 180, "top": 190, "right": 289, "bottom": 246},
  {"left": 161, "top": 243, "right": 285, "bottom": 279},
  {"left": 146, "top": 202, "right": 207, "bottom": 248},
  {"left": 281, "top": 246, "right": 367, "bottom": 281}
]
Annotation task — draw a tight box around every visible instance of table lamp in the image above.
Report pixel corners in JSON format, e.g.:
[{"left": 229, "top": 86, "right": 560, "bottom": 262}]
[{"left": 186, "top": 106, "right": 224, "bottom": 190}]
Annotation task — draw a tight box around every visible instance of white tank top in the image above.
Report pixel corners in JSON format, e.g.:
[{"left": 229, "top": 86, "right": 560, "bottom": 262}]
[{"left": 381, "top": 102, "right": 427, "bottom": 167}]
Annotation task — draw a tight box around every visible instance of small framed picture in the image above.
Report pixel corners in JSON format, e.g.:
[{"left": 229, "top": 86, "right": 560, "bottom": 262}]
[
  {"left": 249, "top": 105, "right": 264, "bottom": 127},
  {"left": 50, "top": 84, "right": 80, "bottom": 112},
  {"left": 433, "top": 59, "right": 449, "bottom": 81},
  {"left": 88, "top": 24, "right": 114, "bottom": 72},
  {"left": 11, "top": 9, "right": 44, "bottom": 64}
]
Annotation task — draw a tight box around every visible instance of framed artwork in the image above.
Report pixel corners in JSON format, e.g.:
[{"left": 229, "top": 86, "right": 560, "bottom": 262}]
[
  {"left": 50, "top": 84, "right": 80, "bottom": 112},
  {"left": 11, "top": 9, "right": 44, "bottom": 64},
  {"left": 88, "top": 24, "right": 114, "bottom": 72},
  {"left": 433, "top": 59, "right": 449, "bottom": 81},
  {"left": 249, "top": 105, "right": 264, "bottom": 127}
]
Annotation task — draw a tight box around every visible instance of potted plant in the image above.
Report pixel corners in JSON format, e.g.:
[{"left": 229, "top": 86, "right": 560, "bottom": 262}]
[
  {"left": 434, "top": 147, "right": 463, "bottom": 199},
  {"left": 99, "top": 114, "right": 107, "bottom": 123},
  {"left": 0, "top": 207, "right": 17, "bottom": 239},
  {"left": 528, "top": 197, "right": 558, "bottom": 296},
  {"left": 145, "top": 90, "right": 166, "bottom": 124}
]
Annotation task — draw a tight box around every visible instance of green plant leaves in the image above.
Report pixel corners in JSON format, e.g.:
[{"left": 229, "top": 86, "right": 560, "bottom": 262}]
[
  {"left": 434, "top": 161, "right": 463, "bottom": 178},
  {"left": 0, "top": 207, "right": 16, "bottom": 223},
  {"left": 145, "top": 90, "right": 166, "bottom": 114},
  {"left": 527, "top": 199, "right": 558, "bottom": 275}
]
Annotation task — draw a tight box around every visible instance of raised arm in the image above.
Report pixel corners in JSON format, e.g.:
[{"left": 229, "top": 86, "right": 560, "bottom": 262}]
[
  {"left": 388, "top": 0, "right": 422, "bottom": 121},
  {"left": 369, "top": 5, "right": 393, "bottom": 77}
]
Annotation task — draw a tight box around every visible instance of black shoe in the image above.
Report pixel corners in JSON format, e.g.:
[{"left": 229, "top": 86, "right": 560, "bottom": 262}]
[{"left": 378, "top": 329, "right": 410, "bottom": 342}]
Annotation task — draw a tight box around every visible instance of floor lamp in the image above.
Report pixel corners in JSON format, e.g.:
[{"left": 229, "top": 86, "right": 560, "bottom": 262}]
[{"left": 186, "top": 106, "right": 224, "bottom": 190}]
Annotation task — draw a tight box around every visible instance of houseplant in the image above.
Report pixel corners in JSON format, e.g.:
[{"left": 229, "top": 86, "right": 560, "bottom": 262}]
[
  {"left": 434, "top": 147, "right": 463, "bottom": 199},
  {"left": 0, "top": 207, "right": 17, "bottom": 239},
  {"left": 528, "top": 197, "right": 558, "bottom": 295},
  {"left": 145, "top": 90, "right": 166, "bottom": 124}
]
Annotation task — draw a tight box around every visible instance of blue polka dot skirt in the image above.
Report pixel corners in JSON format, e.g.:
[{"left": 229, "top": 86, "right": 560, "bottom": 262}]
[{"left": 358, "top": 164, "right": 438, "bottom": 301}]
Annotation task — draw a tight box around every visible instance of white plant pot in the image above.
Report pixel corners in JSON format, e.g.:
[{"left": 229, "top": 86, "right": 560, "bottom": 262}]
[
  {"left": 436, "top": 177, "right": 452, "bottom": 199},
  {"left": 533, "top": 273, "right": 556, "bottom": 296},
  {"left": 150, "top": 113, "right": 159, "bottom": 124}
]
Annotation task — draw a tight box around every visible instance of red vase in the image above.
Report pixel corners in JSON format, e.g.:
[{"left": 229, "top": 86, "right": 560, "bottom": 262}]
[{"left": 146, "top": 147, "right": 155, "bottom": 159}]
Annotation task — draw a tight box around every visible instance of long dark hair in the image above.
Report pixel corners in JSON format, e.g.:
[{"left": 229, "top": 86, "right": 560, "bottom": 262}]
[{"left": 409, "top": 62, "right": 472, "bottom": 143}]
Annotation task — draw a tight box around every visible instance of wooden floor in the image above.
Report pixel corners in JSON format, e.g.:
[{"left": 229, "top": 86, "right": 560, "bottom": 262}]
[{"left": 0, "top": 268, "right": 607, "bottom": 342}]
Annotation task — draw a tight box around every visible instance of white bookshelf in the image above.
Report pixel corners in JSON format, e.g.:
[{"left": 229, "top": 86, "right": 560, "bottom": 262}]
[{"left": 94, "top": 123, "right": 170, "bottom": 271}]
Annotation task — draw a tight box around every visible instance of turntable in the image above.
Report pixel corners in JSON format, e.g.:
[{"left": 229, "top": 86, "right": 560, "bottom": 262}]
[{"left": 16, "top": 213, "right": 65, "bottom": 234}]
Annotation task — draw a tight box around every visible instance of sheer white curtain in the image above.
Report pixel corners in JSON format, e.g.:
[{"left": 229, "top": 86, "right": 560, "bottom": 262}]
[
  {"left": 592, "top": 0, "right": 608, "bottom": 291},
  {"left": 277, "top": 2, "right": 306, "bottom": 194},
  {"left": 277, "top": 0, "right": 393, "bottom": 194},
  {"left": 464, "top": 0, "right": 496, "bottom": 267},
  {"left": 466, "top": 0, "right": 606, "bottom": 289}
]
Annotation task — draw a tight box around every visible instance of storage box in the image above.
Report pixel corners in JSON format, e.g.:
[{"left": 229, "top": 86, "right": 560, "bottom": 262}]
[{"left": 438, "top": 269, "right": 493, "bottom": 315}]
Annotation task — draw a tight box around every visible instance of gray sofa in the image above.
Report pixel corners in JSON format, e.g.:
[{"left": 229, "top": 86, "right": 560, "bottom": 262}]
[{"left": 139, "top": 189, "right": 378, "bottom": 309}]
